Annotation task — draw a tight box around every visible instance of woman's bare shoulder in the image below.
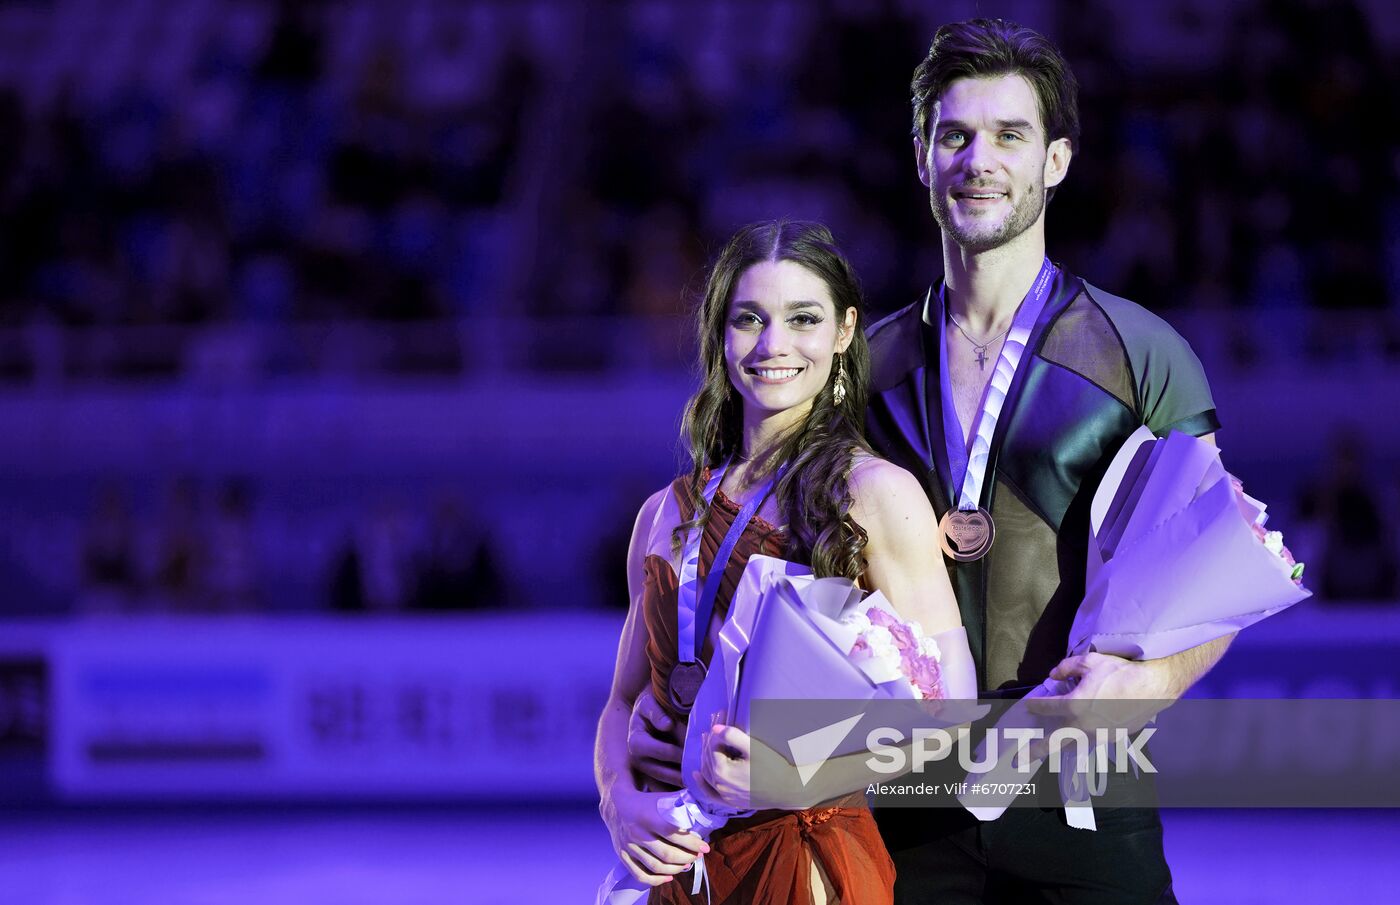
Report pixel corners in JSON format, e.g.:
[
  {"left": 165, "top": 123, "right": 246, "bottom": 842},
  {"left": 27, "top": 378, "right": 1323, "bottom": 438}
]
[
  {"left": 848, "top": 453, "right": 926, "bottom": 498},
  {"left": 847, "top": 454, "right": 935, "bottom": 528}
]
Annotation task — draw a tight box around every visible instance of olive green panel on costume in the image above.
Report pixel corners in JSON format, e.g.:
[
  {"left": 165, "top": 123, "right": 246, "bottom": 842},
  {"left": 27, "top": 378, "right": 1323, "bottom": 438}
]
[
  {"left": 1081, "top": 282, "right": 1221, "bottom": 436},
  {"left": 984, "top": 341, "right": 1141, "bottom": 689},
  {"left": 1037, "top": 294, "right": 1136, "bottom": 412},
  {"left": 985, "top": 480, "right": 1065, "bottom": 691}
]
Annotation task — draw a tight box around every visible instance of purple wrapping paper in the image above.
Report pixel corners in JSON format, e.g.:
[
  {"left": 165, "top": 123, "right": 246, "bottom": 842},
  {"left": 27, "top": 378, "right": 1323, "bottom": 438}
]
[
  {"left": 1074, "top": 428, "right": 1311, "bottom": 659},
  {"left": 686, "top": 556, "right": 911, "bottom": 775},
  {"left": 730, "top": 576, "right": 908, "bottom": 729},
  {"left": 692, "top": 555, "right": 982, "bottom": 762}
]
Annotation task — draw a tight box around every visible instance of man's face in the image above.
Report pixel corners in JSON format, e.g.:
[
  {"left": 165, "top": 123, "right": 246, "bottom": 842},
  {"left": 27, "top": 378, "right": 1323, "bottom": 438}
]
[{"left": 916, "top": 74, "right": 1071, "bottom": 254}]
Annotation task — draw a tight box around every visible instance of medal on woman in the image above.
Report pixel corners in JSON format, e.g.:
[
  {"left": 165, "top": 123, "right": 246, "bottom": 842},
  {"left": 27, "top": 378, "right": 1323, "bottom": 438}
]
[{"left": 667, "top": 661, "right": 707, "bottom": 712}]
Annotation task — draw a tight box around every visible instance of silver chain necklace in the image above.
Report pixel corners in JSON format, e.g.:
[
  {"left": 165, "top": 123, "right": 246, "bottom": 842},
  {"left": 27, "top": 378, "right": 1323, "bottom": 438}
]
[{"left": 948, "top": 314, "right": 1011, "bottom": 370}]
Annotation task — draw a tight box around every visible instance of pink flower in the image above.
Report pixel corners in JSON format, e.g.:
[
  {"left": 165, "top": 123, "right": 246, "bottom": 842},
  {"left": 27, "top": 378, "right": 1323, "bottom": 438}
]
[
  {"left": 865, "top": 606, "right": 898, "bottom": 629},
  {"left": 850, "top": 605, "right": 946, "bottom": 699},
  {"left": 1235, "top": 479, "right": 1306, "bottom": 587},
  {"left": 903, "top": 652, "right": 945, "bottom": 700}
]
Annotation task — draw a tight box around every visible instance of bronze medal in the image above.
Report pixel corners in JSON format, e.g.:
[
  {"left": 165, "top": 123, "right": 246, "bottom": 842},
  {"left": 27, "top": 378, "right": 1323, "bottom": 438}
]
[
  {"left": 667, "top": 661, "right": 707, "bottom": 713},
  {"left": 938, "top": 507, "right": 995, "bottom": 562}
]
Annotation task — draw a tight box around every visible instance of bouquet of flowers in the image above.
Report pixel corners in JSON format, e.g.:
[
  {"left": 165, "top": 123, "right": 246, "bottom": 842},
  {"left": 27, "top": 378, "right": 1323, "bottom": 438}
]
[
  {"left": 598, "top": 555, "right": 981, "bottom": 904},
  {"left": 959, "top": 427, "right": 1311, "bottom": 829},
  {"left": 1067, "top": 428, "right": 1309, "bottom": 660}
]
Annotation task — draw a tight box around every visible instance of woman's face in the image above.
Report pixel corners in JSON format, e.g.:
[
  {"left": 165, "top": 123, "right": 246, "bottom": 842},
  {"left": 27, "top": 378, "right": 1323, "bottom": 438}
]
[{"left": 724, "top": 259, "right": 856, "bottom": 424}]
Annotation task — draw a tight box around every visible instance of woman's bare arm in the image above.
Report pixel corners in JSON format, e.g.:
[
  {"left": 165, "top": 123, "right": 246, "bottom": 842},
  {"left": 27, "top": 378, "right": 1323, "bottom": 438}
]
[
  {"left": 594, "top": 488, "right": 707, "bottom": 886},
  {"left": 849, "top": 457, "right": 962, "bottom": 635}
]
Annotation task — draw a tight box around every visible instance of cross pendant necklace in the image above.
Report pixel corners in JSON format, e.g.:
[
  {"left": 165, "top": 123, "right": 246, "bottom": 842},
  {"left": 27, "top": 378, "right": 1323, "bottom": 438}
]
[{"left": 950, "top": 315, "right": 1012, "bottom": 371}]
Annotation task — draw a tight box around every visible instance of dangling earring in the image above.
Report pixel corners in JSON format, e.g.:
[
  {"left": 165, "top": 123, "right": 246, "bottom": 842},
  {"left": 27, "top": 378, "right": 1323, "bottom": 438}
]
[{"left": 833, "top": 352, "right": 848, "bottom": 405}]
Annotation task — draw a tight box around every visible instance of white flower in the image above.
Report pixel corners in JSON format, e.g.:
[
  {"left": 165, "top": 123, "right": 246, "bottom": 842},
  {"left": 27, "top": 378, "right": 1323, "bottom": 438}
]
[
  {"left": 864, "top": 624, "right": 897, "bottom": 660},
  {"left": 1263, "top": 531, "right": 1284, "bottom": 556},
  {"left": 917, "top": 635, "right": 942, "bottom": 662},
  {"left": 842, "top": 611, "right": 873, "bottom": 634}
]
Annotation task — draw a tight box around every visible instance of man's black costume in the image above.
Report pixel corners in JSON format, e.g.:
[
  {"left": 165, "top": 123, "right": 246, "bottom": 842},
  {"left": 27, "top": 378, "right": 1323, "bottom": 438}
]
[{"left": 867, "top": 266, "right": 1219, "bottom": 903}]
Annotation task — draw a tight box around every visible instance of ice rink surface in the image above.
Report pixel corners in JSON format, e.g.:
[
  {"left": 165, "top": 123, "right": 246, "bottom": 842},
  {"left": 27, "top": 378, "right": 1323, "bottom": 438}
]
[{"left": 2, "top": 805, "right": 1396, "bottom": 904}]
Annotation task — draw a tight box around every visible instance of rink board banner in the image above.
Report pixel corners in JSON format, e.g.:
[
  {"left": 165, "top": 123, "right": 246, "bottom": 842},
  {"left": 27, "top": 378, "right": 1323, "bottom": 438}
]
[
  {"left": 39, "top": 615, "right": 619, "bottom": 801},
  {"left": 749, "top": 698, "right": 1400, "bottom": 809},
  {"left": 0, "top": 604, "right": 1397, "bottom": 802}
]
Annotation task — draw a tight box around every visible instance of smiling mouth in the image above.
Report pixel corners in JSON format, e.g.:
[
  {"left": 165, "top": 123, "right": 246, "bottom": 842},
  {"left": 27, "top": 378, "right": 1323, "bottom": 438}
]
[
  {"left": 746, "top": 366, "right": 804, "bottom": 382},
  {"left": 955, "top": 191, "right": 1006, "bottom": 201}
]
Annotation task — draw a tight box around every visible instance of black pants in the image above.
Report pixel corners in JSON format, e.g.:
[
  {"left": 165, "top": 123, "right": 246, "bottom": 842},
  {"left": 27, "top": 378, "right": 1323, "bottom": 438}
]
[{"left": 875, "top": 804, "right": 1177, "bottom": 905}]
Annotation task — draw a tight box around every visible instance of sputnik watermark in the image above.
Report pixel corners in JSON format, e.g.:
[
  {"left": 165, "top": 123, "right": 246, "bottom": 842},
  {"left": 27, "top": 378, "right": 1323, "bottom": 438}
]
[
  {"left": 869, "top": 726, "right": 1156, "bottom": 775},
  {"left": 790, "top": 723, "right": 1157, "bottom": 785},
  {"left": 754, "top": 698, "right": 1400, "bottom": 809}
]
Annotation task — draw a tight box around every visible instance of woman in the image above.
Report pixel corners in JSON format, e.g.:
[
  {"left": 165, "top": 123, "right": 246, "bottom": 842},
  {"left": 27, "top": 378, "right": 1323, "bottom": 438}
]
[{"left": 595, "top": 221, "right": 968, "bottom": 904}]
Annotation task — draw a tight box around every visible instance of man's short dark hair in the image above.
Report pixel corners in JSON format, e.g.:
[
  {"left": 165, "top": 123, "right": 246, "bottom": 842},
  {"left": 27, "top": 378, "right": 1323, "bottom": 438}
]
[{"left": 911, "top": 18, "right": 1080, "bottom": 152}]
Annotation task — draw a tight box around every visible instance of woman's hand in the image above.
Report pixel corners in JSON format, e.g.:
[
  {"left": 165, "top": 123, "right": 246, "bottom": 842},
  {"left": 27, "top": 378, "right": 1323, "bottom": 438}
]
[{"left": 599, "top": 785, "right": 709, "bottom": 887}]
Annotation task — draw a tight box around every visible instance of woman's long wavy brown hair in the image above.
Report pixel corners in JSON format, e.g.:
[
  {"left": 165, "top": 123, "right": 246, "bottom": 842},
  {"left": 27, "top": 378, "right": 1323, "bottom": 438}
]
[{"left": 676, "top": 220, "right": 874, "bottom": 580}]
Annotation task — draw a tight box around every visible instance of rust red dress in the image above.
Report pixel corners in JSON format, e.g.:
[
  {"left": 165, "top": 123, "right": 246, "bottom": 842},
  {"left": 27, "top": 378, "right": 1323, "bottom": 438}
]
[{"left": 640, "top": 476, "right": 895, "bottom": 905}]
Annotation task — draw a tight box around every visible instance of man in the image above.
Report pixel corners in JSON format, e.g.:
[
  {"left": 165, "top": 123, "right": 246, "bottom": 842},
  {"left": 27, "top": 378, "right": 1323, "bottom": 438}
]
[
  {"left": 628, "top": 17, "right": 1226, "bottom": 904},
  {"left": 861, "top": 18, "right": 1224, "bottom": 904}
]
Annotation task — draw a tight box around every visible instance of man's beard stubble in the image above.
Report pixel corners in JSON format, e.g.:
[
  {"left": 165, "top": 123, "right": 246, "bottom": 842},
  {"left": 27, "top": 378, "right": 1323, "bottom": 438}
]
[{"left": 931, "top": 177, "right": 1046, "bottom": 255}]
